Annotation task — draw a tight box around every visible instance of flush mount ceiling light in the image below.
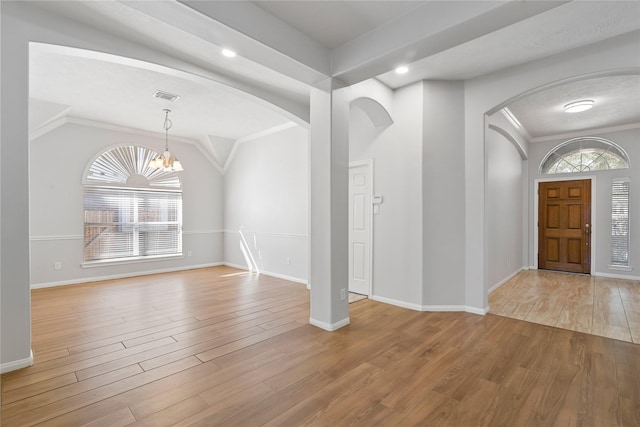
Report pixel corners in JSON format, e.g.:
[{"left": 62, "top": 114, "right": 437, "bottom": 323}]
[
  {"left": 222, "top": 48, "right": 237, "bottom": 58},
  {"left": 564, "top": 99, "right": 594, "bottom": 113},
  {"left": 395, "top": 66, "right": 409, "bottom": 74},
  {"left": 150, "top": 109, "right": 183, "bottom": 172}
]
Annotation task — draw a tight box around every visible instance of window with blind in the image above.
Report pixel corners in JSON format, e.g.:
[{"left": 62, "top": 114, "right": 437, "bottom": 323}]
[
  {"left": 83, "top": 146, "right": 182, "bottom": 264},
  {"left": 611, "top": 178, "right": 630, "bottom": 267}
]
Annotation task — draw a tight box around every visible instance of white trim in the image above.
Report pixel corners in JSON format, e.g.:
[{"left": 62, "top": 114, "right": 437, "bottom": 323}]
[
  {"left": 464, "top": 305, "right": 490, "bottom": 315},
  {"left": 235, "top": 122, "right": 299, "bottom": 145},
  {"left": 488, "top": 267, "right": 524, "bottom": 294},
  {"left": 370, "top": 295, "right": 423, "bottom": 311},
  {"left": 222, "top": 230, "right": 308, "bottom": 239},
  {"left": 422, "top": 305, "right": 468, "bottom": 312},
  {"left": 349, "top": 159, "right": 374, "bottom": 298},
  {"left": 530, "top": 122, "right": 640, "bottom": 144},
  {"left": 222, "top": 262, "right": 308, "bottom": 285},
  {"left": 1, "top": 350, "right": 34, "bottom": 374},
  {"left": 183, "top": 230, "right": 224, "bottom": 235},
  {"left": 371, "top": 294, "right": 489, "bottom": 315},
  {"left": 30, "top": 235, "right": 83, "bottom": 241},
  {"left": 33, "top": 116, "right": 223, "bottom": 173},
  {"left": 223, "top": 261, "right": 254, "bottom": 271},
  {"left": 533, "top": 176, "right": 596, "bottom": 274},
  {"left": 82, "top": 254, "right": 184, "bottom": 268},
  {"left": 30, "top": 263, "right": 223, "bottom": 289},
  {"left": 309, "top": 317, "right": 350, "bottom": 331},
  {"left": 594, "top": 271, "right": 640, "bottom": 280},
  {"left": 423, "top": 305, "right": 489, "bottom": 315},
  {"left": 259, "top": 270, "right": 308, "bottom": 285},
  {"left": 31, "top": 230, "right": 222, "bottom": 241},
  {"left": 223, "top": 122, "right": 299, "bottom": 173}
]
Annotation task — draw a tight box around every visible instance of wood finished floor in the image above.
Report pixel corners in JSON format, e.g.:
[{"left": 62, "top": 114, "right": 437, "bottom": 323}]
[
  {"left": 2, "top": 266, "right": 639, "bottom": 426},
  {"left": 490, "top": 269, "right": 640, "bottom": 344}
]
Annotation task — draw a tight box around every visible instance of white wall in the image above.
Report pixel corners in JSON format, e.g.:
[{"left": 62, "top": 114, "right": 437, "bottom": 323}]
[
  {"left": 223, "top": 125, "right": 309, "bottom": 283},
  {"left": 1, "top": 0, "right": 308, "bottom": 369},
  {"left": 422, "top": 81, "right": 466, "bottom": 307},
  {"left": 349, "top": 82, "right": 423, "bottom": 308},
  {"left": 465, "top": 31, "right": 640, "bottom": 311},
  {"left": 29, "top": 121, "right": 223, "bottom": 287},
  {"left": 528, "top": 127, "right": 640, "bottom": 278},
  {"left": 486, "top": 127, "right": 524, "bottom": 290}
]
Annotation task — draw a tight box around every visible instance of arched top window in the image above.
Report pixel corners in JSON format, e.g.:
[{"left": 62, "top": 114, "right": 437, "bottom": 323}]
[
  {"left": 540, "top": 137, "right": 629, "bottom": 175},
  {"left": 85, "top": 145, "right": 181, "bottom": 189},
  {"left": 83, "top": 145, "right": 182, "bottom": 264}
]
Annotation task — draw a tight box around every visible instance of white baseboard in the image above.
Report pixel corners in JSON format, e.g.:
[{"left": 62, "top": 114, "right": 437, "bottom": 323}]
[
  {"left": 222, "top": 263, "right": 308, "bottom": 285},
  {"left": 223, "top": 262, "right": 255, "bottom": 272},
  {"left": 370, "top": 295, "right": 423, "bottom": 311},
  {"left": 371, "top": 295, "right": 488, "bottom": 315},
  {"left": 30, "top": 263, "right": 224, "bottom": 289},
  {"left": 1, "top": 350, "right": 34, "bottom": 374},
  {"left": 259, "top": 270, "right": 308, "bottom": 285},
  {"left": 309, "top": 317, "right": 350, "bottom": 331},
  {"left": 464, "top": 305, "right": 490, "bottom": 315},
  {"left": 488, "top": 267, "right": 524, "bottom": 294},
  {"left": 422, "top": 305, "right": 489, "bottom": 315},
  {"left": 594, "top": 271, "right": 640, "bottom": 280}
]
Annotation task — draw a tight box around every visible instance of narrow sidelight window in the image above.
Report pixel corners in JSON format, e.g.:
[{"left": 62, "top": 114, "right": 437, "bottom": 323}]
[{"left": 611, "top": 178, "right": 630, "bottom": 267}]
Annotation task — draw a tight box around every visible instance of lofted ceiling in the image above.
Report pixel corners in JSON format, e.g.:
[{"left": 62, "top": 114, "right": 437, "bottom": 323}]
[{"left": 28, "top": 0, "right": 640, "bottom": 164}]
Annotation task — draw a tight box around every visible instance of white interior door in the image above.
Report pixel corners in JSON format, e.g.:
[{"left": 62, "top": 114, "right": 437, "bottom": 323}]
[{"left": 349, "top": 161, "right": 372, "bottom": 296}]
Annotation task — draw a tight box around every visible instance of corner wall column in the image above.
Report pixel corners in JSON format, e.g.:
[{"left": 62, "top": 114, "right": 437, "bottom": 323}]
[
  {"left": 308, "top": 79, "right": 350, "bottom": 331},
  {"left": 1, "top": 3, "right": 33, "bottom": 371}
]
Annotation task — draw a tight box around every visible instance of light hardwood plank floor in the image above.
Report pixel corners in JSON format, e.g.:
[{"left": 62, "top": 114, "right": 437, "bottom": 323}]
[
  {"left": 490, "top": 269, "right": 640, "bottom": 343},
  {"left": 2, "top": 266, "right": 639, "bottom": 426}
]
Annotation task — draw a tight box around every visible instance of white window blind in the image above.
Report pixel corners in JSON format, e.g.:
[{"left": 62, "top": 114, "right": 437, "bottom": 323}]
[
  {"left": 84, "top": 186, "right": 182, "bottom": 263},
  {"left": 611, "top": 178, "right": 630, "bottom": 267}
]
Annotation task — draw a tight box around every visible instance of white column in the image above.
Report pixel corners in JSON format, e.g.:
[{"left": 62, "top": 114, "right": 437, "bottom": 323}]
[
  {"left": 308, "top": 79, "right": 350, "bottom": 331},
  {"left": 1, "top": 2, "right": 33, "bottom": 371}
]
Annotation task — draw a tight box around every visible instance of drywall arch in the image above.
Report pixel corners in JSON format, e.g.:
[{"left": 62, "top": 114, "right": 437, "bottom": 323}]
[
  {"left": 465, "top": 32, "right": 640, "bottom": 313},
  {"left": 487, "top": 125, "right": 527, "bottom": 160},
  {"left": 350, "top": 97, "right": 393, "bottom": 128},
  {"left": 34, "top": 43, "right": 309, "bottom": 128}
]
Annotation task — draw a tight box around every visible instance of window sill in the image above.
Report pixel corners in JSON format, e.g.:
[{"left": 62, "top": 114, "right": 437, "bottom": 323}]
[
  {"left": 608, "top": 265, "right": 633, "bottom": 272},
  {"left": 82, "top": 254, "right": 184, "bottom": 268}
]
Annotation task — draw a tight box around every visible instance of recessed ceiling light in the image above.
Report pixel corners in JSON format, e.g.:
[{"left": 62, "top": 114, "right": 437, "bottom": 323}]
[
  {"left": 222, "top": 49, "right": 237, "bottom": 58},
  {"left": 564, "top": 100, "right": 594, "bottom": 113},
  {"left": 395, "top": 66, "right": 409, "bottom": 74}
]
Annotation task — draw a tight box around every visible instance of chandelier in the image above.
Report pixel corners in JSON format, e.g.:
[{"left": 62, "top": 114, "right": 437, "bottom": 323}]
[{"left": 150, "top": 109, "right": 183, "bottom": 171}]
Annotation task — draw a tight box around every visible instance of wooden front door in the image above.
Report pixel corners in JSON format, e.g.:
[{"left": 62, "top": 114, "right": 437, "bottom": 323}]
[{"left": 538, "top": 179, "right": 591, "bottom": 274}]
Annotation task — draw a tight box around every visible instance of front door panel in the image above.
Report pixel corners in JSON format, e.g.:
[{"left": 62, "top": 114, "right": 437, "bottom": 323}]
[{"left": 539, "top": 179, "right": 591, "bottom": 273}]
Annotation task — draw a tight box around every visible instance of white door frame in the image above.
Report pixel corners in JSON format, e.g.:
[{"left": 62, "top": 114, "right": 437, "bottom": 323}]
[
  {"left": 349, "top": 159, "right": 373, "bottom": 296},
  {"left": 533, "top": 175, "right": 596, "bottom": 274}
]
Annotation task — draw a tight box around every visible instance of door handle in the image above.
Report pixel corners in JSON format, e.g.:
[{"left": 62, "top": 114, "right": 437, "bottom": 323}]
[{"left": 585, "top": 223, "right": 590, "bottom": 235}]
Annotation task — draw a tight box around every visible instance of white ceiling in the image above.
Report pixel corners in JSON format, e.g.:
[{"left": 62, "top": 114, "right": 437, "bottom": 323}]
[
  {"left": 252, "top": 1, "right": 426, "bottom": 49},
  {"left": 507, "top": 75, "right": 640, "bottom": 140},
  {"left": 29, "top": 0, "right": 640, "bottom": 160},
  {"left": 29, "top": 47, "right": 291, "bottom": 142}
]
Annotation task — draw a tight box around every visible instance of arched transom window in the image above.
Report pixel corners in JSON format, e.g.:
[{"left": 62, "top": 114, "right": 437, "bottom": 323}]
[
  {"left": 540, "top": 137, "right": 629, "bottom": 175},
  {"left": 83, "top": 146, "right": 182, "bottom": 264}
]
